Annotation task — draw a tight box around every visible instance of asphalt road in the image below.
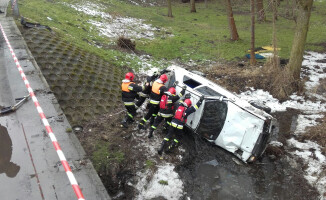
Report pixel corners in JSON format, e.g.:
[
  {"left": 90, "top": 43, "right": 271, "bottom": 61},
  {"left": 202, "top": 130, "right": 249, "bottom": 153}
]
[{"left": 0, "top": 1, "right": 110, "bottom": 200}]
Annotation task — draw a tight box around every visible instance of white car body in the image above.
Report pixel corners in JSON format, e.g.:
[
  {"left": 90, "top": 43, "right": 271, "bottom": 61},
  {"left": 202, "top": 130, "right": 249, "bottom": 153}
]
[{"left": 166, "top": 66, "right": 275, "bottom": 163}]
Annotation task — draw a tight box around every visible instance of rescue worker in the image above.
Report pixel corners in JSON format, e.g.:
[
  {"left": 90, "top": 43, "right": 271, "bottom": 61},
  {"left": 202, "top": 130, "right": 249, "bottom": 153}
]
[
  {"left": 138, "top": 74, "right": 169, "bottom": 130},
  {"left": 135, "top": 72, "right": 159, "bottom": 108},
  {"left": 157, "top": 95, "right": 205, "bottom": 155},
  {"left": 121, "top": 72, "right": 143, "bottom": 128},
  {"left": 135, "top": 69, "right": 168, "bottom": 108},
  {"left": 148, "top": 85, "right": 186, "bottom": 138}
]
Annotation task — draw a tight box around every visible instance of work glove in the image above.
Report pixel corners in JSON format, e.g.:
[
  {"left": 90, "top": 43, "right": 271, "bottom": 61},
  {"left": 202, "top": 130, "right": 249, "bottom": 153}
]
[
  {"left": 182, "top": 85, "right": 187, "bottom": 90},
  {"left": 185, "top": 93, "right": 191, "bottom": 99},
  {"left": 200, "top": 95, "right": 205, "bottom": 102},
  {"left": 160, "top": 69, "right": 169, "bottom": 74},
  {"left": 164, "top": 91, "right": 172, "bottom": 96},
  {"left": 173, "top": 81, "right": 179, "bottom": 86}
]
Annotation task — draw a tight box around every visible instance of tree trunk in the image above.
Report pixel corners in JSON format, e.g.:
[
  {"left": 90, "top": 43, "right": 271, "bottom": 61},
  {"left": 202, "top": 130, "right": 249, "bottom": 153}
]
[
  {"left": 272, "top": 0, "right": 279, "bottom": 69},
  {"left": 256, "top": 0, "right": 265, "bottom": 21},
  {"left": 226, "top": 0, "right": 239, "bottom": 40},
  {"left": 287, "top": 0, "right": 313, "bottom": 80},
  {"left": 168, "top": 0, "right": 173, "bottom": 17},
  {"left": 250, "top": 0, "right": 256, "bottom": 65},
  {"left": 190, "top": 0, "right": 196, "bottom": 12}
]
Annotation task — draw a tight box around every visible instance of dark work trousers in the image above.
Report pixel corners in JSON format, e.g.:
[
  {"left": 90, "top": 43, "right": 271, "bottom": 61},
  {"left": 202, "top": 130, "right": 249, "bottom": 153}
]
[
  {"left": 151, "top": 115, "right": 172, "bottom": 132},
  {"left": 142, "top": 104, "right": 159, "bottom": 124},
  {"left": 125, "top": 104, "right": 137, "bottom": 121},
  {"left": 165, "top": 125, "right": 183, "bottom": 145},
  {"left": 135, "top": 96, "right": 147, "bottom": 107}
]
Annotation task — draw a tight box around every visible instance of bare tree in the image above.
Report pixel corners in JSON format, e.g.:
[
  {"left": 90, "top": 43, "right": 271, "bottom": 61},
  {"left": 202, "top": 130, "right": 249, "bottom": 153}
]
[
  {"left": 271, "top": 0, "right": 279, "bottom": 68},
  {"left": 256, "top": 0, "right": 265, "bottom": 21},
  {"left": 287, "top": 0, "right": 314, "bottom": 80},
  {"left": 250, "top": 0, "right": 256, "bottom": 65},
  {"left": 226, "top": 0, "right": 239, "bottom": 40},
  {"left": 190, "top": 0, "right": 196, "bottom": 12},
  {"left": 168, "top": 0, "right": 173, "bottom": 17}
]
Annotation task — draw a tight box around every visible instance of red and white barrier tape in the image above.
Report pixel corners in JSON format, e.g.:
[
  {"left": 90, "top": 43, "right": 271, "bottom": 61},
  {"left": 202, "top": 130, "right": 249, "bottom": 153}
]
[{"left": 0, "top": 24, "right": 85, "bottom": 200}]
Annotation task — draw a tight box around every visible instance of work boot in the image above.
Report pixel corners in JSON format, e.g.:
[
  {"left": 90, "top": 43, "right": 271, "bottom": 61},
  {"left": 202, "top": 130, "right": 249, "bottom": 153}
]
[
  {"left": 138, "top": 123, "right": 145, "bottom": 130},
  {"left": 127, "top": 117, "right": 134, "bottom": 124},
  {"left": 148, "top": 129, "right": 154, "bottom": 138},
  {"left": 165, "top": 141, "right": 177, "bottom": 154},
  {"left": 157, "top": 140, "right": 167, "bottom": 155},
  {"left": 120, "top": 117, "right": 128, "bottom": 128}
]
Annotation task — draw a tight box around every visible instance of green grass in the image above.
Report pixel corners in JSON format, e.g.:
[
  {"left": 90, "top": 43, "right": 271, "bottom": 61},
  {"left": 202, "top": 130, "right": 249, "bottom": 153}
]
[
  {"left": 158, "top": 180, "right": 168, "bottom": 185},
  {"left": 65, "top": 127, "right": 72, "bottom": 133},
  {"left": 91, "top": 141, "right": 124, "bottom": 172},
  {"left": 145, "top": 160, "right": 155, "bottom": 169},
  {"left": 16, "top": 0, "right": 326, "bottom": 69}
]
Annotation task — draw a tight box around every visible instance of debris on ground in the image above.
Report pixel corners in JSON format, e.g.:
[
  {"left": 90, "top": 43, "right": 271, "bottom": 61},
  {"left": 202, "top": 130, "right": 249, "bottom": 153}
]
[{"left": 117, "top": 36, "right": 136, "bottom": 51}]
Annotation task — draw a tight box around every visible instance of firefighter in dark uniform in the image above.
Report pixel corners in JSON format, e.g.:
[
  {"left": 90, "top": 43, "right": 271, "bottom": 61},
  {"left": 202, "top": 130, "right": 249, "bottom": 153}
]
[
  {"left": 157, "top": 95, "right": 205, "bottom": 155},
  {"left": 148, "top": 85, "right": 186, "bottom": 138},
  {"left": 138, "top": 74, "right": 168, "bottom": 130},
  {"left": 135, "top": 69, "right": 170, "bottom": 108},
  {"left": 121, "top": 72, "right": 143, "bottom": 128}
]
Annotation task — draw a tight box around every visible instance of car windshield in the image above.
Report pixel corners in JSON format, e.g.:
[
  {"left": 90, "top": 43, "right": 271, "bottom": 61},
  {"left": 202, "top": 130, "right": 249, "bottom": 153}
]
[{"left": 196, "top": 100, "right": 228, "bottom": 141}]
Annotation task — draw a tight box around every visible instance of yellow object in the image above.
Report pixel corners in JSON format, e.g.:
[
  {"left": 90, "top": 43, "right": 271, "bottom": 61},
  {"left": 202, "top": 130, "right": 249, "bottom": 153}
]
[
  {"left": 247, "top": 46, "right": 281, "bottom": 53},
  {"left": 262, "top": 46, "right": 281, "bottom": 51}
]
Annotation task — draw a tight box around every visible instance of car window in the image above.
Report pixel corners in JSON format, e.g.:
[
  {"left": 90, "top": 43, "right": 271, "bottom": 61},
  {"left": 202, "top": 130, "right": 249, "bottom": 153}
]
[
  {"left": 196, "top": 100, "right": 228, "bottom": 141},
  {"left": 195, "top": 86, "right": 222, "bottom": 96},
  {"left": 183, "top": 76, "right": 201, "bottom": 88}
]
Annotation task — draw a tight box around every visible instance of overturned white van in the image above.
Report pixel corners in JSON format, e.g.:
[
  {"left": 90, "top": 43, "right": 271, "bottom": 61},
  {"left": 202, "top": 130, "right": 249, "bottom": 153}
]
[{"left": 165, "top": 66, "right": 276, "bottom": 163}]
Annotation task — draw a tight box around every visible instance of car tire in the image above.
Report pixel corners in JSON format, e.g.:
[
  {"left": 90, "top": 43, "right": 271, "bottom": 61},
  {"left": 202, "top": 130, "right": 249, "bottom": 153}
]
[{"left": 250, "top": 101, "right": 271, "bottom": 114}]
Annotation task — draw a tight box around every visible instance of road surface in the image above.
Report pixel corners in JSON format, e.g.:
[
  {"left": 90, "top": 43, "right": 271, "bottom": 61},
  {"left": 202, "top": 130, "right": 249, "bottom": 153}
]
[{"left": 0, "top": 1, "right": 111, "bottom": 199}]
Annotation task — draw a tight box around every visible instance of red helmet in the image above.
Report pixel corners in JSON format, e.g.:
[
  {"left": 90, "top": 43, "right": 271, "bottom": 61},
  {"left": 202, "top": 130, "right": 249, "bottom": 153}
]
[
  {"left": 160, "top": 74, "right": 168, "bottom": 83},
  {"left": 184, "top": 99, "right": 192, "bottom": 107},
  {"left": 168, "top": 87, "right": 176, "bottom": 95},
  {"left": 125, "top": 72, "right": 134, "bottom": 81}
]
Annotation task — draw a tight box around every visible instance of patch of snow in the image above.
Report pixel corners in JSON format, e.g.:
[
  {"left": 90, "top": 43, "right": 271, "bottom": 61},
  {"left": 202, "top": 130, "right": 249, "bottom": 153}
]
[
  {"left": 302, "top": 52, "right": 326, "bottom": 91},
  {"left": 135, "top": 163, "right": 184, "bottom": 200},
  {"left": 239, "top": 89, "right": 326, "bottom": 113},
  {"left": 269, "top": 141, "right": 283, "bottom": 147},
  {"left": 294, "top": 114, "right": 324, "bottom": 135},
  {"left": 288, "top": 138, "right": 326, "bottom": 197},
  {"left": 63, "top": 2, "right": 112, "bottom": 19},
  {"left": 240, "top": 52, "right": 326, "bottom": 198},
  {"left": 64, "top": 2, "right": 170, "bottom": 40}
]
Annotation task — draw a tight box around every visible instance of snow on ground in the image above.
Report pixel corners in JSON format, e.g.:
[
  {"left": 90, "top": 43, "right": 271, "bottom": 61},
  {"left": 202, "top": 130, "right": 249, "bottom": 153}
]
[
  {"left": 135, "top": 163, "right": 184, "bottom": 200},
  {"left": 240, "top": 52, "right": 326, "bottom": 198},
  {"left": 288, "top": 138, "right": 326, "bottom": 197},
  {"left": 64, "top": 2, "right": 169, "bottom": 40}
]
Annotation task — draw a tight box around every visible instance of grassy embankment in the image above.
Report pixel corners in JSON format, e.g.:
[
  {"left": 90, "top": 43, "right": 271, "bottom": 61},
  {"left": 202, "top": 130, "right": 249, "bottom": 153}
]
[{"left": 16, "top": 0, "right": 326, "bottom": 71}]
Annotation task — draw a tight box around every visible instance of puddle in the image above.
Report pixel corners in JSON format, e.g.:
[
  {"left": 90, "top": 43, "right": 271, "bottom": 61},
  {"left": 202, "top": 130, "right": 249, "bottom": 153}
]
[{"left": 0, "top": 124, "right": 20, "bottom": 178}]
